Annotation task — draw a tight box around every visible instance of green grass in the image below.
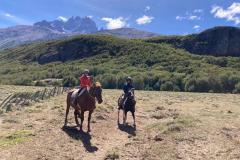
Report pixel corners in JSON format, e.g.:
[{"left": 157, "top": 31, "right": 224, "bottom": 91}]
[
  {"left": 25, "top": 108, "right": 42, "bottom": 113},
  {"left": 146, "top": 116, "right": 197, "bottom": 134},
  {"left": 0, "top": 130, "right": 35, "bottom": 147}
]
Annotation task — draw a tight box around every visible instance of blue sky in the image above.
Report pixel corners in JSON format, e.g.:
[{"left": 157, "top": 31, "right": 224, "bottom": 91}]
[{"left": 0, "top": 0, "right": 240, "bottom": 35}]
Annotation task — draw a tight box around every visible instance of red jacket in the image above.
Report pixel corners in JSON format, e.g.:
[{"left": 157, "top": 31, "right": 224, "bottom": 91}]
[{"left": 80, "top": 75, "right": 92, "bottom": 87}]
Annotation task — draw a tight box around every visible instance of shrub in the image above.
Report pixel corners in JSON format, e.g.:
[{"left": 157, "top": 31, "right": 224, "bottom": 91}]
[
  {"left": 161, "top": 81, "right": 174, "bottom": 91},
  {"left": 35, "top": 80, "right": 47, "bottom": 86},
  {"left": 233, "top": 83, "right": 240, "bottom": 93},
  {"left": 13, "top": 77, "right": 33, "bottom": 86},
  {"left": 62, "top": 76, "right": 78, "bottom": 87},
  {"left": 101, "top": 74, "right": 117, "bottom": 89}
]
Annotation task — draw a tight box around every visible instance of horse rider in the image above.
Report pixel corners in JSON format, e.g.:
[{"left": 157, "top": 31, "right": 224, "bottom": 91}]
[
  {"left": 74, "top": 69, "right": 93, "bottom": 105},
  {"left": 122, "top": 77, "right": 134, "bottom": 106}
]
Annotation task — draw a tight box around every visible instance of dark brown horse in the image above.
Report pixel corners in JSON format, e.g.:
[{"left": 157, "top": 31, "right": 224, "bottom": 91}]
[
  {"left": 64, "top": 82, "right": 103, "bottom": 132},
  {"left": 118, "top": 89, "right": 136, "bottom": 126}
]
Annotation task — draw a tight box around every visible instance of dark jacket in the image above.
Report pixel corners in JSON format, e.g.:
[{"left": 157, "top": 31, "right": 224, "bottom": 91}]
[{"left": 123, "top": 82, "right": 134, "bottom": 94}]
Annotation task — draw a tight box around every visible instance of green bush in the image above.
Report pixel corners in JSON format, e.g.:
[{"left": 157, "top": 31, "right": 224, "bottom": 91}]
[
  {"left": 62, "top": 76, "right": 78, "bottom": 87},
  {"left": 0, "top": 35, "right": 240, "bottom": 93},
  {"left": 161, "top": 81, "right": 174, "bottom": 91},
  {"left": 233, "top": 83, "right": 240, "bottom": 93},
  {"left": 35, "top": 80, "right": 47, "bottom": 86},
  {"left": 13, "top": 77, "right": 33, "bottom": 86}
]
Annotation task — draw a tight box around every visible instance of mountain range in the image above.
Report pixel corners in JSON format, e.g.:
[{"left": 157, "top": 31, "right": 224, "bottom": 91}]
[
  {"left": 0, "top": 16, "right": 158, "bottom": 50},
  {"left": 34, "top": 16, "right": 98, "bottom": 34},
  {"left": 0, "top": 16, "right": 240, "bottom": 57}
]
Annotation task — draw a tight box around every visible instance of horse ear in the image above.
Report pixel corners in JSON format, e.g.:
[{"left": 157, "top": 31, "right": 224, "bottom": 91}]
[{"left": 95, "top": 82, "right": 102, "bottom": 87}]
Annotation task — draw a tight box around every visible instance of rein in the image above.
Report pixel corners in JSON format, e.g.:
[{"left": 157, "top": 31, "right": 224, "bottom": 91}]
[
  {"left": 89, "top": 88, "right": 96, "bottom": 99},
  {"left": 89, "top": 86, "right": 100, "bottom": 100}
]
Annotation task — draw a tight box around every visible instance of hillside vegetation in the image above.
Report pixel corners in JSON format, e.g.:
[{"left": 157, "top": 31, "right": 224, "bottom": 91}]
[
  {"left": 0, "top": 35, "right": 240, "bottom": 93},
  {"left": 146, "top": 26, "right": 240, "bottom": 57}
]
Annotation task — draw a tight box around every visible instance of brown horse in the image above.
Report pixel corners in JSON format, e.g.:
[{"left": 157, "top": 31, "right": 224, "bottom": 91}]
[
  {"left": 64, "top": 82, "right": 103, "bottom": 132},
  {"left": 118, "top": 89, "right": 136, "bottom": 126}
]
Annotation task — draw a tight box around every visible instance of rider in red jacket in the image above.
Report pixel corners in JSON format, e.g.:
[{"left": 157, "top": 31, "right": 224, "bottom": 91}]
[
  {"left": 74, "top": 69, "right": 93, "bottom": 105},
  {"left": 80, "top": 71, "right": 92, "bottom": 88}
]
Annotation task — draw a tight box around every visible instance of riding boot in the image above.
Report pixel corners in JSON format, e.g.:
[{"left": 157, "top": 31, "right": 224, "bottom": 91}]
[
  {"left": 123, "top": 95, "right": 128, "bottom": 108},
  {"left": 78, "top": 88, "right": 86, "bottom": 97}
]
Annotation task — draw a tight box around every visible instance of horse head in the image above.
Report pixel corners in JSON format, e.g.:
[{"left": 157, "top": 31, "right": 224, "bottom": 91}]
[
  {"left": 128, "top": 88, "right": 135, "bottom": 99},
  {"left": 90, "top": 82, "right": 103, "bottom": 104}
]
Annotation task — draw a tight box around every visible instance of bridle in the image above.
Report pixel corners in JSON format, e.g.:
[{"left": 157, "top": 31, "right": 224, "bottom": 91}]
[{"left": 89, "top": 86, "right": 102, "bottom": 100}]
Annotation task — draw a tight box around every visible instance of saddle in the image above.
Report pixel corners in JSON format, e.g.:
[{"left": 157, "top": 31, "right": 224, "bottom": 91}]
[{"left": 71, "top": 87, "right": 90, "bottom": 106}]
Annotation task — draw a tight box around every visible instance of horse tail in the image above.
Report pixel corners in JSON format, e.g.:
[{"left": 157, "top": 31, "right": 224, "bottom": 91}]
[
  {"left": 118, "top": 96, "right": 122, "bottom": 107},
  {"left": 65, "top": 92, "right": 72, "bottom": 125}
]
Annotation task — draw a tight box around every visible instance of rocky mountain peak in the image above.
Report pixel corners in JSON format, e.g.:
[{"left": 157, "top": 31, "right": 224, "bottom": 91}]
[{"left": 34, "top": 16, "right": 98, "bottom": 34}]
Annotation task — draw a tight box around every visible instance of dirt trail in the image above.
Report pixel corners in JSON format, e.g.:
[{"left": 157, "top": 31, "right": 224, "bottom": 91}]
[
  {"left": 0, "top": 92, "right": 148, "bottom": 160},
  {"left": 1, "top": 88, "right": 240, "bottom": 160},
  {"left": 0, "top": 117, "right": 2, "bottom": 128}
]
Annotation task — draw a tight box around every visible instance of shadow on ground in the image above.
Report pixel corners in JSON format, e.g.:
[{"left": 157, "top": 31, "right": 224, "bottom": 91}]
[
  {"left": 118, "top": 123, "right": 136, "bottom": 136},
  {"left": 62, "top": 126, "right": 98, "bottom": 152}
]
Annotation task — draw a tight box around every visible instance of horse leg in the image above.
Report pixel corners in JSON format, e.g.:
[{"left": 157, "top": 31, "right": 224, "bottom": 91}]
[
  {"left": 80, "top": 111, "right": 84, "bottom": 131},
  {"left": 118, "top": 109, "right": 120, "bottom": 124},
  {"left": 74, "top": 110, "right": 80, "bottom": 127},
  {"left": 123, "top": 110, "right": 125, "bottom": 124},
  {"left": 87, "top": 111, "right": 93, "bottom": 132},
  {"left": 123, "top": 110, "right": 127, "bottom": 125},
  {"left": 132, "top": 111, "right": 136, "bottom": 127},
  {"left": 64, "top": 101, "right": 71, "bottom": 126}
]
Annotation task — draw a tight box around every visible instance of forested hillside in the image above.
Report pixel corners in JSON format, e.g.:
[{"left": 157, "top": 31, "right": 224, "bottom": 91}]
[
  {"left": 0, "top": 35, "right": 240, "bottom": 93},
  {"left": 146, "top": 26, "right": 240, "bottom": 57}
]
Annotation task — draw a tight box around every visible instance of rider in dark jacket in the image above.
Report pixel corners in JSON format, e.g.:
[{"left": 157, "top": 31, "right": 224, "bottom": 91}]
[
  {"left": 122, "top": 77, "right": 134, "bottom": 106},
  {"left": 123, "top": 77, "right": 134, "bottom": 95}
]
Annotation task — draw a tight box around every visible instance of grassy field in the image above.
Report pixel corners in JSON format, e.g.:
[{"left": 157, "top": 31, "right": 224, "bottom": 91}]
[{"left": 0, "top": 85, "right": 240, "bottom": 160}]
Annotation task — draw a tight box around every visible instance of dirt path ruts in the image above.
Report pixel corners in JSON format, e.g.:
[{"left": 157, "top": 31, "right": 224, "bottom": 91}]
[
  {"left": 0, "top": 94, "right": 144, "bottom": 160},
  {"left": 2, "top": 89, "right": 240, "bottom": 160}
]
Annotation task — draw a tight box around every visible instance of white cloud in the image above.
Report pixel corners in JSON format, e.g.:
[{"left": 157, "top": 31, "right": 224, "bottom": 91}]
[
  {"left": 87, "top": 15, "right": 93, "bottom": 19},
  {"left": 176, "top": 9, "right": 203, "bottom": 21},
  {"left": 4, "top": 13, "right": 15, "bottom": 18},
  {"left": 176, "top": 15, "right": 201, "bottom": 21},
  {"left": 0, "top": 12, "right": 32, "bottom": 25},
  {"left": 145, "top": 6, "right": 151, "bottom": 12},
  {"left": 193, "top": 25, "right": 200, "bottom": 31},
  {"left": 101, "top": 17, "right": 127, "bottom": 29},
  {"left": 176, "top": 16, "right": 184, "bottom": 21},
  {"left": 136, "top": 15, "right": 154, "bottom": 25},
  {"left": 211, "top": 2, "right": 240, "bottom": 25},
  {"left": 57, "top": 16, "right": 68, "bottom": 22},
  {"left": 189, "top": 15, "right": 201, "bottom": 20},
  {"left": 194, "top": 9, "right": 203, "bottom": 13}
]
